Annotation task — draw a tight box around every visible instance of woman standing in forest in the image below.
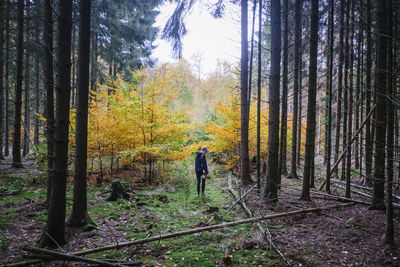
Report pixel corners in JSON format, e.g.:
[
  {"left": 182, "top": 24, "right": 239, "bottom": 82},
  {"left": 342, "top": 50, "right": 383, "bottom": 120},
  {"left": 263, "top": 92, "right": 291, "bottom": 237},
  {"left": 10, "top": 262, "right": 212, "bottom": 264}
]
[{"left": 195, "top": 145, "right": 209, "bottom": 196}]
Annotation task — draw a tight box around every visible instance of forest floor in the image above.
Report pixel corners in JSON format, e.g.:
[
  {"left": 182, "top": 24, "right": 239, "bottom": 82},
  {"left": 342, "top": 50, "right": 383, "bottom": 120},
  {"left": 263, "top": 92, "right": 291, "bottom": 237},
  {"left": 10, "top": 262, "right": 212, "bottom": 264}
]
[{"left": 1, "top": 156, "right": 400, "bottom": 266}]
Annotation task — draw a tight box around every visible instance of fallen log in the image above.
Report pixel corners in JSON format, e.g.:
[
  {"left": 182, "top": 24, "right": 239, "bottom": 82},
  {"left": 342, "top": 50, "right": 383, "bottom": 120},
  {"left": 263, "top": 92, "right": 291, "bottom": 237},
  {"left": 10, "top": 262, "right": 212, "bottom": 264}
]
[
  {"left": 332, "top": 184, "right": 400, "bottom": 208},
  {"left": 6, "top": 202, "right": 355, "bottom": 267},
  {"left": 331, "top": 179, "right": 400, "bottom": 203},
  {"left": 310, "top": 191, "right": 370, "bottom": 206},
  {"left": 227, "top": 181, "right": 290, "bottom": 265},
  {"left": 23, "top": 247, "right": 125, "bottom": 267}
]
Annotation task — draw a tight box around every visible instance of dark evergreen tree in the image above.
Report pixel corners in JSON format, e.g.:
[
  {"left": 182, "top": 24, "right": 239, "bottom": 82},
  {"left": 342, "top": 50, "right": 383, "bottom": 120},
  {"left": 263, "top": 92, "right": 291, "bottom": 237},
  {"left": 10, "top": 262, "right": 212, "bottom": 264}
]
[
  {"left": 264, "top": 0, "right": 281, "bottom": 200},
  {"left": 289, "top": 0, "right": 302, "bottom": 180},
  {"left": 41, "top": 0, "right": 73, "bottom": 247},
  {"left": 325, "top": 0, "right": 334, "bottom": 193},
  {"left": 364, "top": 0, "right": 373, "bottom": 186},
  {"left": 370, "top": 0, "right": 387, "bottom": 210},
  {"left": 278, "top": 0, "right": 289, "bottom": 179},
  {"left": 385, "top": 0, "right": 394, "bottom": 248},
  {"left": 44, "top": 0, "right": 54, "bottom": 204},
  {"left": 256, "top": 0, "right": 262, "bottom": 190},
  {"left": 0, "top": 0, "right": 4, "bottom": 160},
  {"left": 12, "top": 0, "right": 24, "bottom": 168},
  {"left": 240, "top": 0, "right": 251, "bottom": 185},
  {"left": 67, "top": 0, "right": 92, "bottom": 227},
  {"left": 301, "top": 0, "right": 319, "bottom": 201}
]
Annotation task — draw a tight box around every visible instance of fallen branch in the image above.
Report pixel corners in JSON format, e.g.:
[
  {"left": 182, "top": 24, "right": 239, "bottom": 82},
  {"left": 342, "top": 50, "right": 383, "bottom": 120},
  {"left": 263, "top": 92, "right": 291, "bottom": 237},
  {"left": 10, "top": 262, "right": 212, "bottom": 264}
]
[
  {"left": 332, "top": 184, "right": 400, "bottom": 208},
  {"left": 7, "top": 203, "right": 356, "bottom": 267},
  {"left": 318, "top": 104, "right": 377, "bottom": 190},
  {"left": 331, "top": 179, "right": 400, "bottom": 203},
  {"left": 23, "top": 247, "right": 126, "bottom": 267},
  {"left": 310, "top": 191, "right": 370, "bottom": 206},
  {"left": 224, "top": 183, "right": 258, "bottom": 215}
]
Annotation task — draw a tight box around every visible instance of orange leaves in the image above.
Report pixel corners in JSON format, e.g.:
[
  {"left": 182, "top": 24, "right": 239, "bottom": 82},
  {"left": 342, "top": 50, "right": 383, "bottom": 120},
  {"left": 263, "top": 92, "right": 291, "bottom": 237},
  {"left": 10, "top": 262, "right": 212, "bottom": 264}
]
[{"left": 69, "top": 65, "right": 196, "bottom": 170}]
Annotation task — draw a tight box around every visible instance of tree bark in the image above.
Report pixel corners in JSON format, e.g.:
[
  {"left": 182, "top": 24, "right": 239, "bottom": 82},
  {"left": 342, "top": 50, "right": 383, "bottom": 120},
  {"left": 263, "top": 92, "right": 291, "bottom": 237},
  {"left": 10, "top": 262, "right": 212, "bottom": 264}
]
[
  {"left": 0, "top": 0, "right": 4, "bottom": 160},
  {"left": 340, "top": 0, "right": 350, "bottom": 181},
  {"left": 256, "top": 0, "right": 262, "bottom": 190},
  {"left": 345, "top": 0, "right": 355, "bottom": 199},
  {"left": 325, "top": 0, "right": 334, "bottom": 193},
  {"left": 278, "top": 0, "right": 289, "bottom": 179},
  {"left": 4, "top": 0, "right": 10, "bottom": 157},
  {"left": 23, "top": 4, "right": 31, "bottom": 157},
  {"left": 264, "top": 0, "right": 281, "bottom": 201},
  {"left": 301, "top": 0, "right": 319, "bottom": 201},
  {"left": 44, "top": 0, "right": 54, "bottom": 205},
  {"left": 385, "top": 0, "right": 394, "bottom": 247},
  {"left": 334, "top": 0, "right": 345, "bottom": 178},
  {"left": 370, "top": 0, "right": 387, "bottom": 210},
  {"left": 289, "top": 0, "right": 302, "bottom": 180},
  {"left": 41, "top": 0, "right": 73, "bottom": 247},
  {"left": 12, "top": 0, "right": 24, "bottom": 168},
  {"left": 240, "top": 0, "right": 251, "bottom": 185},
  {"left": 67, "top": 0, "right": 92, "bottom": 227},
  {"left": 364, "top": 0, "right": 373, "bottom": 186}
]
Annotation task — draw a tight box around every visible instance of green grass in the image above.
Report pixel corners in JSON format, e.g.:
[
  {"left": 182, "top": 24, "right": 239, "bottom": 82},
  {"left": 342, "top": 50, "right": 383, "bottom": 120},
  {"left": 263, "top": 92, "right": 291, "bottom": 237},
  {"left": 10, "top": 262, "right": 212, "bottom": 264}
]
[{"left": 0, "top": 160, "right": 283, "bottom": 266}]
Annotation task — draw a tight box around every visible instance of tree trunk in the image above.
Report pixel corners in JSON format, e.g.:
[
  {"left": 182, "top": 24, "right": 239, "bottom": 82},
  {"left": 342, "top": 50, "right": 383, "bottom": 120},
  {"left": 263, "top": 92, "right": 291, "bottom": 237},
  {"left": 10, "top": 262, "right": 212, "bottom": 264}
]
[
  {"left": 67, "top": 0, "right": 92, "bottom": 228},
  {"left": 370, "top": 0, "right": 387, "bottom": 210},
  {"left": 334, "top": 0, "right": 345, "bottom": 178},
  {"left": 354, "top": 0, "right": 363, "bottom": 170},
  {"left": 325, "top": 0, "right": 334, "bottom": 193},
  {"left": 240, "top": 0, "right": 251, "bottom": 185},
  {"left": 289, "top": 0, "right": 302, "bottom": 180},
  {"left": 264, "top": 0, "right": 281, "bottom": 201},
  {"left": 4, "top": 0, "right": 10, "bottom": 157},
  {"left": 0, "top": 0, "right": 4, "bottom": 160},
  {"left": 345, "top": 0, "right": 355, "bottom": 199},
  {"left": 34, "top": 3, "right": 41, "bottom": 146},
  {"left": 256, "top": 0, "right": 262, "bottom": 190},
  {"left": 297, "top": 57, "right": 302, "bottom": 167},
  {"left": 385, "top": 0, "right": 394, "bottom": 247},
  {"left": 12, "top": 0, "right": 24, "bottom": 168},
  {"left": 23, "top": 15, "right": 30, "bottom": 157},
  {"left": 278, "top": 0, "right": 289, "bottom": 180},
  {"left": 364, "top": 0, "right": 373, "bottom": 186},
  {"left": 341, "top": 0, "right": 350, "bottom": 181},
  {"left": 41, "top": 0, "right": 73, "bottom": 247},
  {"left": 44, "top": 0, "right": 54, "bottom": 204},
  {"left": 300, "top": 0, "right": 319, "bottom": 201}
]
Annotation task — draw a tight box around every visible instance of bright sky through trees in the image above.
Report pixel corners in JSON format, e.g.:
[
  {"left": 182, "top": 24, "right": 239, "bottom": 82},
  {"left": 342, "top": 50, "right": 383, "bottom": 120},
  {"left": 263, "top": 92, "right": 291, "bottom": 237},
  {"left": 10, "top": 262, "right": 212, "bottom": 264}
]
[{"left": 153, "top": 1, "right": 242, "bottom": 76}]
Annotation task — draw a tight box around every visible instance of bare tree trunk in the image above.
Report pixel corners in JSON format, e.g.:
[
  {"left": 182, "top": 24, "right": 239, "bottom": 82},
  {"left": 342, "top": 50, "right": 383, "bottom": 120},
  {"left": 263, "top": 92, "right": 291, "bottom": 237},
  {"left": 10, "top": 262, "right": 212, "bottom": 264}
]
[
  {"left": 41, "top": 0, "right": 73, "bottom": 247},
  {"left": 264, "top": 0, "right": 281, "bottom": 201},
  {"left": 34, "top": 4, "right": 40, "bottom": 146},
  {"left": 325, "top": 0, "right": 334, "bottom": 193},
  {"left": 364, "top": 0, "right": 373, "bottom": 186},
  {"left": 297, "top": 58, "right": 302, "bottom": 167},
  {"left": 12, "top": 0, "right": 24, "bottom": 168},
  {"left": 345, "top": 0, "right": 355, "bottom": 199},
  {"left": 23, "top": 6, "right": 31, "bottom": 157},
  {"left": 301, "top": 0, "right": 319, "bottom": 201},
  {"left": 256, "top": 0, "right": 262, "bottom": 190},
  {"left": 341, "top": 0, "right": 350, "bottom": 181},
  {"left": 240, "top": 0, "right": 251, "bottom": 185},
  {"left": 385, "top": 0, "right": 394, "bottom": 247},
  {"left": 279, "top": 0, "right": 289, "bottom": 180},
  {"left": 67, "top": 0, "right": 92, "bottom": 228},
  {"left": 0, "top": 0, "right": 4, "bottom": 160},
  {"left": 370, "top": 0, "right": 387, "bottom": 211},
  {"left": 4, "top": 0, "right": 10, "bottom": 157},
  {"left": 289, "top": 0, "right": 302, "bottom": 180},
  {"left": 44, "top": 0, "right": 54, "bottom": 204},
  {"left": 334, "top": 0, "right": 345, "bottom": 178}
]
